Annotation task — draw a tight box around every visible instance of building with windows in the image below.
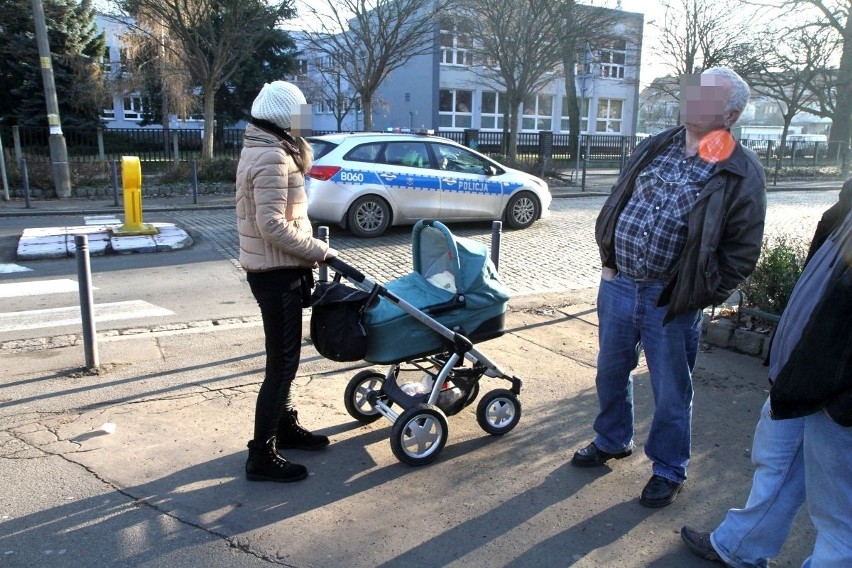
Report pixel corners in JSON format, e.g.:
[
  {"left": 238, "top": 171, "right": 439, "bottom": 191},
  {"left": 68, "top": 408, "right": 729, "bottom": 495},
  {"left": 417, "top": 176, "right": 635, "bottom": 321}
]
[{"left": 299, "top": 6, "right": 644, "bottom": 136}]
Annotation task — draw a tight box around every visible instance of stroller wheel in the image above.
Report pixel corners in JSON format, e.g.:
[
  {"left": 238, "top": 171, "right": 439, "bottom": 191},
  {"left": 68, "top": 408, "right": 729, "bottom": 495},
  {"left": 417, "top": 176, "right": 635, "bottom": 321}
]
[
  {"left": 476, "top": 389, "right": 522, "bottom": 435},
  {"left": 390, "top": 404, "right": 448, "bottom": 466},
  {"left": 344, "top": 370, "right": 390, "bottom": 423}
]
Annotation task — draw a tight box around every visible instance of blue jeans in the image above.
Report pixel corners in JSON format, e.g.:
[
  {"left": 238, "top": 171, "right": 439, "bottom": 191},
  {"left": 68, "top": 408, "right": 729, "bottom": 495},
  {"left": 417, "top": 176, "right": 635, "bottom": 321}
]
[
  {"left": 801, "top": 410, "right": 852, "bottom": 568},
  {"left": 593, "top": 274, "right": 701, "bottom": 483},
  {"left": 711, "top": 398, "right": 806, "bottom": 568}
]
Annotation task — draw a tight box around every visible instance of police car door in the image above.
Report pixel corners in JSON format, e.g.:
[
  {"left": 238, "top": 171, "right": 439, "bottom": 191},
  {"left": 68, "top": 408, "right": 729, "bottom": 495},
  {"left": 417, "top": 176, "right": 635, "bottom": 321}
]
[
  {"left": 374, "top": 141, "right": 440, "bottom": 221},
  {"left": 432, "top": 143, "right": 502, "bottom": 219}
]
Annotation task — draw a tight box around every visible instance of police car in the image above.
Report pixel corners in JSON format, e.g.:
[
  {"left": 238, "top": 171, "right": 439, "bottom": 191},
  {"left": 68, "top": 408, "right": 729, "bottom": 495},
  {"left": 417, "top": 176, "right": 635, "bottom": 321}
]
[{"left": 305, "top": 132, "right": 551, "bottom": 237}]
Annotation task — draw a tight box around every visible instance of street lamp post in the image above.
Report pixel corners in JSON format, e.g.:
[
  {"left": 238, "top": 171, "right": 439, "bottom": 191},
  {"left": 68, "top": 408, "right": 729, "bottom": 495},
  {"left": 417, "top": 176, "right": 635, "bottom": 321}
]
[{"left": 30, "top": 0, "right": 72, "bottom": 198}]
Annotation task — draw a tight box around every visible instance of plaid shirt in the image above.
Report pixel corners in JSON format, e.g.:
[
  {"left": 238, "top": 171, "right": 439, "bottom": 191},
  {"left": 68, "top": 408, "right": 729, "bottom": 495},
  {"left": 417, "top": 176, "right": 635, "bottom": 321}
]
[{"left": 614, "top": 131, "right": 716, "bottom": 281}]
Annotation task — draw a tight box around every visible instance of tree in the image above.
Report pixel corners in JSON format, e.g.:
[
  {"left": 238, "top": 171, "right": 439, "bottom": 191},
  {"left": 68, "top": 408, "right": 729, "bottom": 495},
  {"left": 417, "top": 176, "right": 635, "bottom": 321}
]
[
  {"left": 455, "top": 0, "right": 564, "bottom": 160},
  {"left": 655, "top": 0, "right": 762, "bottom": 77},
  {"left": 0, "top": 0, "right": 106, "bottom": 128},
  {"left": 118, "top": 17, "right": 195, "bottom": 157},
  {"left": 297, "top": 52, "right": 362, "bottom": 132},
  {"left": 113, "top": 0, "right": 297, "bottom": 158},
  {"left": 743, "top": 0, "right": 850, "bottom": 173},
  {"left": 300, "top": 0, "right": 444, "bottom": 132},
  {"left": 748, "top": 27, "right": 837, "bottom": 166},
  {"left": 213, "top": 28, "right": 300, "bottom": 134},
  {"left": 558, "top": 1, "right": 640, "bottom": 159},
  {"left": 792, "top": 1, "right": 849, "bottom": 173}
]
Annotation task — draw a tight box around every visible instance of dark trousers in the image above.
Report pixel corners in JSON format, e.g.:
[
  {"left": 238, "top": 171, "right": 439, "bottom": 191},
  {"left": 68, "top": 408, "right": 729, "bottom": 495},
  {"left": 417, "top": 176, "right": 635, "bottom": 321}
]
[{"left": 247, "top": 269, "right": 307, "bottom": 442}]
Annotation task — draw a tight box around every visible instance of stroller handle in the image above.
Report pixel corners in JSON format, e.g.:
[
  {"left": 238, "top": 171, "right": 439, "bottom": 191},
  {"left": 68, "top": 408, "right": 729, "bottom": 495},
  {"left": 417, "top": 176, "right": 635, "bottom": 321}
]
[{"left": 325, "top": 256, "right": 366, "bottom": 283}]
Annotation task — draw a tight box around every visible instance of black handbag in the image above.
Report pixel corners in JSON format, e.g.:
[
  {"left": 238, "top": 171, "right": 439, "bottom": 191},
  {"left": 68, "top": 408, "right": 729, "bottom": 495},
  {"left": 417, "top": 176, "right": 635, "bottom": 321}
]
[{"left": 309, "top": 281, "right": 374, "bottom": 362}]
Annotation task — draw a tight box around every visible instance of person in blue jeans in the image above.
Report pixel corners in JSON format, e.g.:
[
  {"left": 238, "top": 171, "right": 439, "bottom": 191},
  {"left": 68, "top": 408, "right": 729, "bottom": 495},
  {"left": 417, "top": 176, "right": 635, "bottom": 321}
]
[
  {"left": 682, "top": 181, "right": 852, "bottom": 566},
  {"left": 571, "top": 67, "right": 767, "bottom": 508}
]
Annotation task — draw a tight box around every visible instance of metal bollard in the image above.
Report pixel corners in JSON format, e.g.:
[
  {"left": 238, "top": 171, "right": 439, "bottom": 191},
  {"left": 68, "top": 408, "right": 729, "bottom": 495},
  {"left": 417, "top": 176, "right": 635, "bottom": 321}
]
[
  {"left": 111, "top": 160, "right": 119, "bottom": 206},
  {"left": 318, "top": 226, "right": 329, "bottom": 282},
  {"left": 192, "top": 159, "right": 199, "bottom": 205},
  {"left": 490, "top": 221, "right": 502, "bottom": 270},
  {"left": 75, "top": 235, "right": 99, "bottom": 370},
  {"left": 20, "top": 158, "right": 30, "bottom": 208}
]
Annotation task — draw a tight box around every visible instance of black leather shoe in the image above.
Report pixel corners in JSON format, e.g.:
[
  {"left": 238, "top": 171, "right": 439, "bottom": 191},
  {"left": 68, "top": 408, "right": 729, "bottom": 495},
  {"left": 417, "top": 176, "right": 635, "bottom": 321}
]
[
  {"left": 570, "top": 441, "right": 632, "bottom": 468},
  {"left": 640, "top": 474, "right": 684, "bottom": 508},
  {"left": 680, "top": 526, "right": 724, "bottom": 564}
]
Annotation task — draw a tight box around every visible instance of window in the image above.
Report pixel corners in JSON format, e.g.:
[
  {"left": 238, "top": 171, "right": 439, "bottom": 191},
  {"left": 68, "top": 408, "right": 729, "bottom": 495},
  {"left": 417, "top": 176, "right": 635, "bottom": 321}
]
[
  {"left": 440, "top": 19, "right": 472, "bottom": 66},
  {"left": 122, "top": 96, "right": 143, "bottom": 121},
  {"left": 439, "top": 89, "right": 472, "bottom": 129},
  {"left": 345, "top": 143, "right": 382, "bottom": 163},
  {"left": 481, "top": 91, "right": 504, "bottom": 130},
  {"left": 296, "top": 59, "right": 308, "bottom": 75},
  {"left": 596, "top": 98, "right": 623, "bottom": 133},
  {"left": 522, "top": 94, "right": 553, "bottom": 131},
  {"left": 581, "top": 98, "right": 591, "bottom": 132},
  {"left": 432, "top": 144, "right": 491, "bottom": 175},
  {"left": 599, "top": 40, "right": 627, "bottom": 79},
  {"left": 102, "top": 103, "right": 115, "bottom": 121},
  {"left": 382, "top": 142, "right": 430, "bottom": 169}
]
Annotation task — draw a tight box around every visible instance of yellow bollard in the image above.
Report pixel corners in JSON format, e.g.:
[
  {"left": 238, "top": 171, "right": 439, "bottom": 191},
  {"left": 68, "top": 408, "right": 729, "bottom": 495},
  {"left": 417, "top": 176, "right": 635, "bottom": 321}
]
[{"left": 112, "top": 156, "right": 158, "bottom": 236}]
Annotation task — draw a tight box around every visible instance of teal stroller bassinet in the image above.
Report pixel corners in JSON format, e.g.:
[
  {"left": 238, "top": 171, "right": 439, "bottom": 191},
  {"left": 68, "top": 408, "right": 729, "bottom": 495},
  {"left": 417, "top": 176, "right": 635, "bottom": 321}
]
[{"left": 362, "top": 220, "right": 510, "bottom": 364}]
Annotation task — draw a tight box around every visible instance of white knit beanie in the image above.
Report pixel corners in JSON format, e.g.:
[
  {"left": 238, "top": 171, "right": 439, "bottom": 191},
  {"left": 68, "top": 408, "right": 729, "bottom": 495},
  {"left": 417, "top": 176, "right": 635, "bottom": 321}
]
[{"left": 250, "top": 81, "right": 306, "bottom": 130}]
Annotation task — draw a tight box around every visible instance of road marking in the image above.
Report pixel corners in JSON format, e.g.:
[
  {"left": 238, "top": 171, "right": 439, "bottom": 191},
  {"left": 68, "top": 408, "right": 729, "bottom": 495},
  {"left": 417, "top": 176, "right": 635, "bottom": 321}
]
[
  {"left": 0, "top": 264, "right": 33, "bottom": 274},
  {"left": 0, "top": 301, "right": 174, "bottom": 332},
  {"left": 0, "top": 279, "right": 89, "bottom": 298}
]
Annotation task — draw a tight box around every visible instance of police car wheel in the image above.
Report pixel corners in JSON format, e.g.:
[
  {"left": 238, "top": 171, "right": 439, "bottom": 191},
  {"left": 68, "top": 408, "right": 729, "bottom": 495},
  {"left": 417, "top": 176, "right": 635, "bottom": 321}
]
[
  {"left": 347, "top": 195, "right": 391, "bottom": 238},
  {"left": 504, "top": 191, "right": 539, "bottom": 230}
]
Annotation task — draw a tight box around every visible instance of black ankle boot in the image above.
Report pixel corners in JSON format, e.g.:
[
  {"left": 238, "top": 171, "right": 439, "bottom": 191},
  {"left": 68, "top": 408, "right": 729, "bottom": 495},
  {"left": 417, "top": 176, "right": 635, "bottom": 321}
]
[
  {"left": 245, "top": 436, "right": 308, "bottom": 482},
  {"left": 276, "top": 410, "right": 330, "bottom": 451}
]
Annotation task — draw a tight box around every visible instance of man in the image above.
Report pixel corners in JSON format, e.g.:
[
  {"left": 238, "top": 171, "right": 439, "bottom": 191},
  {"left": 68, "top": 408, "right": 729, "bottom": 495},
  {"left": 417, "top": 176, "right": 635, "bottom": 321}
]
[
  {"left": 571, "top": 67, "right": 767, "bottom": 508},
  {"left": 681, "top": 180, "right": 852, "bottom": 567},
  {"left": 682, "top": 181, "right": 852, "bottom": 566}
]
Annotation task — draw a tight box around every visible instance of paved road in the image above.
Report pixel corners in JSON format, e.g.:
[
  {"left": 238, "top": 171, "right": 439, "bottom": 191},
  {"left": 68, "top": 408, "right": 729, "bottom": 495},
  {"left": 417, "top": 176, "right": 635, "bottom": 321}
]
[
  {"left": 0, "top": 190, "right": 839, "bottom": 345},
  {"left": 174, "top": 190, "right": 839, "bottom": 296}
]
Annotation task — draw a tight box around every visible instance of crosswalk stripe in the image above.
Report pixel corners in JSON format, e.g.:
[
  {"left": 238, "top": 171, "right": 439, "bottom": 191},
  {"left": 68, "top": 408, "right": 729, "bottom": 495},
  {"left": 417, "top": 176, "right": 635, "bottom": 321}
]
[
  {"left": 0, "top": 264, "right": 33, "bottom": 274},
  {"left": 0, "top": 300, "right": 175, "bottom": 333},
  {"left": 0, "top": 279, "right": 88, "bottom": 299}
]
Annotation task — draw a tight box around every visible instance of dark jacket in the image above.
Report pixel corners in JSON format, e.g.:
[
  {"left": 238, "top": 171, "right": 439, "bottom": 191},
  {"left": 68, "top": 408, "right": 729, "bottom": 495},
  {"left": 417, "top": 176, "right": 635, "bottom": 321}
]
[
  {"left": 770, "top": 216, "right": 852, "bottom": 427},
  {"left": 595, "top": 126, "right": 767, "bottom": 323}
]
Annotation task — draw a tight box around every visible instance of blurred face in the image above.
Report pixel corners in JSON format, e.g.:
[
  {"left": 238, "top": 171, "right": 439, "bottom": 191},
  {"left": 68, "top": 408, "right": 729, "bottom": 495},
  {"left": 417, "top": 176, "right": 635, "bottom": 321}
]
[
  {"left": 290, "top": 104, "right": 313, "bottom": 137},
  {"left": 680, "top": 73, "right": 736, "bottom": 136}
]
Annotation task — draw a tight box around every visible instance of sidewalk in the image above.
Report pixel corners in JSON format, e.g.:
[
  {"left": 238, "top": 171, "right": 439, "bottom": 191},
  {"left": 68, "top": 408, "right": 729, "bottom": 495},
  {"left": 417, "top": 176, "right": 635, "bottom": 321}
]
[{"left": 0, "top": 293, "right": 815, "bottom": 567}]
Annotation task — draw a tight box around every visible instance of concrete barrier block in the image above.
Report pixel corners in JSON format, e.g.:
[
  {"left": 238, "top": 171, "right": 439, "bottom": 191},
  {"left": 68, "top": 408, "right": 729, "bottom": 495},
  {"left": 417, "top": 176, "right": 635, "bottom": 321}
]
[
  {"left": 734, "top": 328, "right": 765, "bottom": 356},
  {"left": 704, "top": 319, "right": 735, "bottom": 348}
]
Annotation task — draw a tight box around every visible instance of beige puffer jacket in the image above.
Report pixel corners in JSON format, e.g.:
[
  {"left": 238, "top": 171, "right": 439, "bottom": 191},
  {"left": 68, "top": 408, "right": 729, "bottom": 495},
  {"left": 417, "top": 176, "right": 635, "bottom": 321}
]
[{"left": 236, "top": 123, "right": 328, "bottom": 272}]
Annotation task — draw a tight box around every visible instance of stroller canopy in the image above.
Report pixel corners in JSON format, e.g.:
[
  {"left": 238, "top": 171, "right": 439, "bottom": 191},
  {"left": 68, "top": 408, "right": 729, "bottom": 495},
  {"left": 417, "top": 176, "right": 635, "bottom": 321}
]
[{"left": 411, "top": 220, "right": 509, "bottom": 310}]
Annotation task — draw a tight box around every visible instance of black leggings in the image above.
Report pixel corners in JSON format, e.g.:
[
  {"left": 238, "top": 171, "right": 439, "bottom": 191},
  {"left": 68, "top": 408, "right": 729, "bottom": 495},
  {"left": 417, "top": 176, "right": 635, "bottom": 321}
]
[{"left": 247, "top": 269, "right": 307, "bottom": 442}]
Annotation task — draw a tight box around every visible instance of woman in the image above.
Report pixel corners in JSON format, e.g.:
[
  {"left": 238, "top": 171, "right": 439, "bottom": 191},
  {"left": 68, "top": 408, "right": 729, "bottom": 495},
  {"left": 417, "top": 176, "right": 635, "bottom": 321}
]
[{"left": 236, "top": 81, "right": 337, "bottom": 483}]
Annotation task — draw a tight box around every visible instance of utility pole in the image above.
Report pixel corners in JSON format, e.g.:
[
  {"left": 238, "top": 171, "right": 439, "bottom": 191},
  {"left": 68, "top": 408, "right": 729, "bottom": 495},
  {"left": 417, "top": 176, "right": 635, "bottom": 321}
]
[{"left": 31, "top": 0, "right": 72, "bottom": 198}]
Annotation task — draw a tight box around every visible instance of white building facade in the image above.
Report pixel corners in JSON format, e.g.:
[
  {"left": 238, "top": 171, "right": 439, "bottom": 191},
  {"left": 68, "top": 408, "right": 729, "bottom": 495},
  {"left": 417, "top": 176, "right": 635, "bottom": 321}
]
[{"left": 300, "top": 7, "right": 644, "bottom": 136}]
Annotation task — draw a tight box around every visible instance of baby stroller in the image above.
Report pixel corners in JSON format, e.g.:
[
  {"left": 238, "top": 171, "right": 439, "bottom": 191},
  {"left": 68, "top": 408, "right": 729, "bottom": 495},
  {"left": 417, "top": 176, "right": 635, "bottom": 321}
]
[{"left": 312, "top": 220, "right": 523, "bottom": 466}]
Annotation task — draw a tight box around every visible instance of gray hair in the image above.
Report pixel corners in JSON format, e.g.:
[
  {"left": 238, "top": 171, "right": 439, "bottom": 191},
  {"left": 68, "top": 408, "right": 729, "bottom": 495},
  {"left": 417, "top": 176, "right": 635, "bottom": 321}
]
[{"left": 702, "top": 67, "right": 750, "bottom": 115}]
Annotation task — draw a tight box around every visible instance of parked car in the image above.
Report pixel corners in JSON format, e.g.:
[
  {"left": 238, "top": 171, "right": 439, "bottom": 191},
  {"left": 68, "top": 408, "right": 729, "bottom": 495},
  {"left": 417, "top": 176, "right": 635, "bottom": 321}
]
[{"left": 305, "top": 132, "right": 552, "bottom": 237}]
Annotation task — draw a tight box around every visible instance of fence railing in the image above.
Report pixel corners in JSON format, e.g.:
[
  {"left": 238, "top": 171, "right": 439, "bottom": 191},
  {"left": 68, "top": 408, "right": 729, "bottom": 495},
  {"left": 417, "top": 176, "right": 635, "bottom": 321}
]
[{"left": 2, "top": 125, "right": 842, "bottom": 170}]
